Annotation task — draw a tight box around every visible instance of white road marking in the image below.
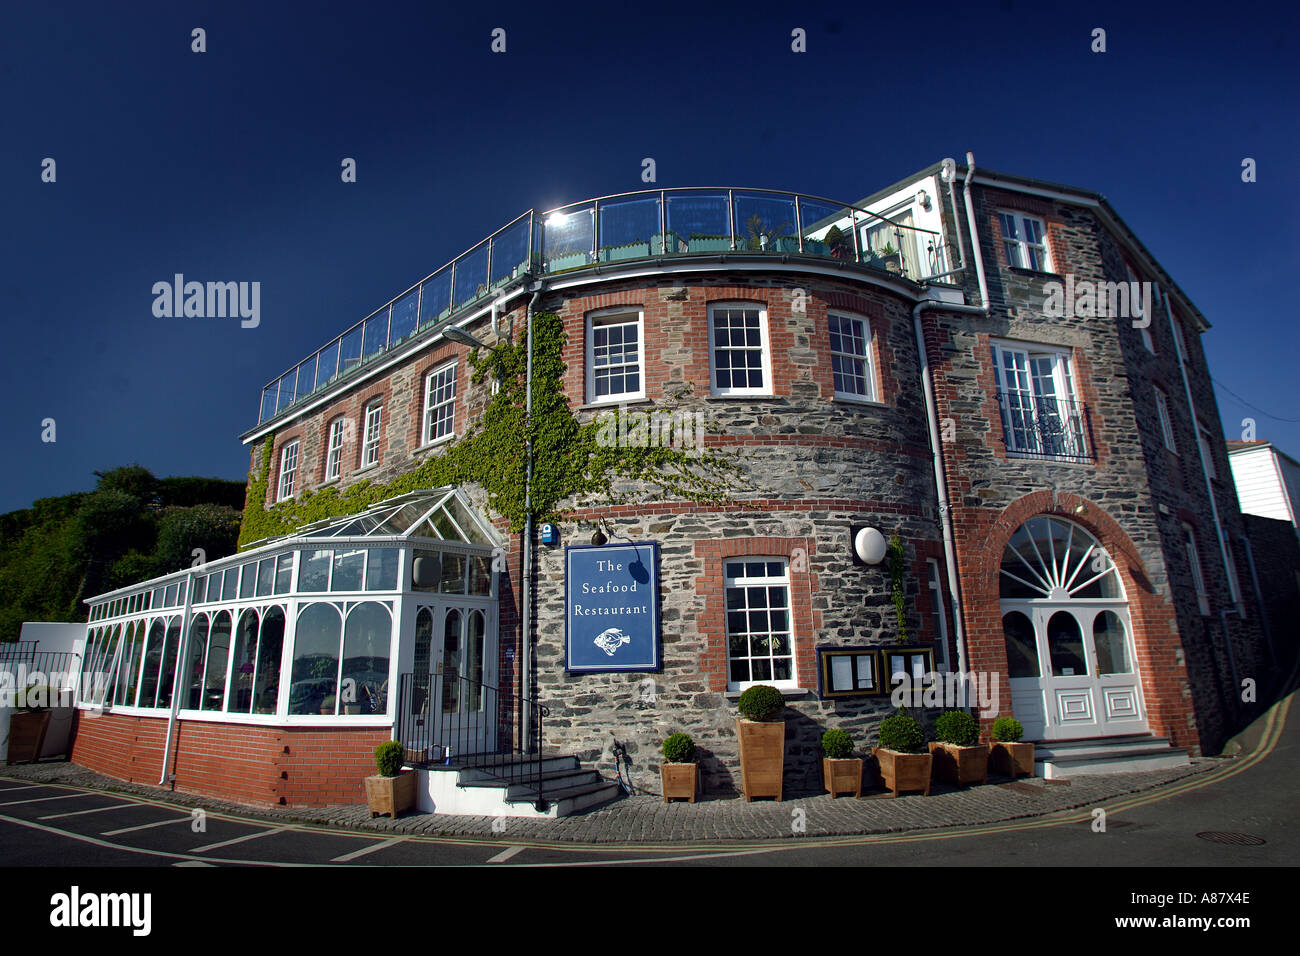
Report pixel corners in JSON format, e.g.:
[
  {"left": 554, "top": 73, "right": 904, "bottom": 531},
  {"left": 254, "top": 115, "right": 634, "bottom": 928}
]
[
  {"left": 173, "top": 861, "right": 215, "bottom": 867},
  {"left": 0, "top": 793, "right": 91, "bottom": 808},
  {"left": 331, "top": 838, "right": 404, "bottom": 863},
  {"left": 191, "top": 827, "right": 287, "bottom": 853},
  {"left": 103, "top": 816, "right": 191, "bottom": 836},
  {"left": 0, "top": 785, "right": 42, "bottom": 793},
  {"left": 487, "top": 845, "right": 526, "bottom": 863},
  {"left": 41, "top": 802, "right": 136, "bottom": 820}
]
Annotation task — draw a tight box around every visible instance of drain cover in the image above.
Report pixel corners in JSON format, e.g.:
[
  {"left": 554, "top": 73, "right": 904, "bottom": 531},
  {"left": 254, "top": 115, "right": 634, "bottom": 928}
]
[{"left": 1195, "top": 831, "right": 1266, "bottom": 846}]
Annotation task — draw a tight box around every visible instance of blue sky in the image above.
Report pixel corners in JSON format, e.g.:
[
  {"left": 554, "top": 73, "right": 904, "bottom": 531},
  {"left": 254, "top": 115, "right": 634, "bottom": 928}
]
[{"left": 1, "top": 1, "right": 1296, "bottom": 512}]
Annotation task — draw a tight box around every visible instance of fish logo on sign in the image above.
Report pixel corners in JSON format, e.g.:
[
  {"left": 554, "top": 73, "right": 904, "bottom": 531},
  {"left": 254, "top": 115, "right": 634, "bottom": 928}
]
[{"left": 593, "top": 628, "right": 632, "bottom": 657}]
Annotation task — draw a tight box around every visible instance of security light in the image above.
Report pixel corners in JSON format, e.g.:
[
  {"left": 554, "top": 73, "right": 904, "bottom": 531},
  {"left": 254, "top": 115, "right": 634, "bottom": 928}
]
[{"left": 442, "top": 326, "right": 489, "bottom": 350}]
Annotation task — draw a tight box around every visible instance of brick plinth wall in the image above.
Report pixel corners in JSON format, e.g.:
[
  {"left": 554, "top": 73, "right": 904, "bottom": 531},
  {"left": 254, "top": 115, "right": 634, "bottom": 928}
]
[{"left": 71, "top": 710, "right": 390, "bottom": 807}]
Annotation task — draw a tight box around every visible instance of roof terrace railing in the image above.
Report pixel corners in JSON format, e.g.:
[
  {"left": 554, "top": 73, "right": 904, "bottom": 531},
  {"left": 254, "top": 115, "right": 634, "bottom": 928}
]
[{"left": 256, "top": 187, "right": 950, "bottom": 425}]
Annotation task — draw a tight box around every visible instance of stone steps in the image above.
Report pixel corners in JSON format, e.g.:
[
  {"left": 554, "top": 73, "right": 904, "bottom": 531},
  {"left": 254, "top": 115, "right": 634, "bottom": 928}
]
[{"left": 1033, "top": 734, "right": 1190, "bottom": 779}]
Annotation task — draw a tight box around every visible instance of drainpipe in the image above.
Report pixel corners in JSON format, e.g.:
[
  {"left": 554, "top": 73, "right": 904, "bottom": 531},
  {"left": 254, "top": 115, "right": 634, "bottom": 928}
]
[
  {"left": 962, "top": 152, "right": 991, "bottom": 310},
  {"left": 912, "top": 295, "right": 988, "bottom": 679},
  {"left": 940, "top": 158, "right": 967, "bottom": 277},
  {"left": 159, "top": 568, "right": 196, "bottom": 786},
  {"left": 520, "top": 283, "right": 545, "bottom": 750}
]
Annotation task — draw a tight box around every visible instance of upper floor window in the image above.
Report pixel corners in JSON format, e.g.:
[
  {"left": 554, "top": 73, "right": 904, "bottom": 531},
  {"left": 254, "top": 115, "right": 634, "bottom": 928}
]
[
  {"left": 361, "top": 402, "right": 382, "bottom": 467},
  {"left": 1154, "top": 388, "right": 1177, "bottom": 453},
  {"left": 998, "top": 211, "right": 1051, "bottom": 272},
  {"left": 709, "top": 304, "right": 771, "bottom": 396},
  {"left": 325, "top": 418, "right": 345, "bottom": 482},
  {"left": 828, "top": 312, "right": 877, "bottom": 401},
  {"left": 587, "top": 309, "right": 644, "bottom": 404},
  {"left": 991, "top": 341, "right": 1089, "bottom": 461},
  {"left": 277, "top": 440, "right": 299, "bottom": 501},
  {"left": 1171, "top": 313, "right": 1188, "bottom": 362},
  {"left": 1182, "top": 522, "right": 1210, "bottom": 616},
  {"left": 723, "top": 558, "right": 794, "bottom": 690},
  {"left": 1126, "top": 262, "right": 1155, "bottom": 353},
  {"left": 423, "top": 363, "right": 457, "bottom": 445},
  {"left": 1197, "top": 421, "right": 1218, "bottom": 479}
]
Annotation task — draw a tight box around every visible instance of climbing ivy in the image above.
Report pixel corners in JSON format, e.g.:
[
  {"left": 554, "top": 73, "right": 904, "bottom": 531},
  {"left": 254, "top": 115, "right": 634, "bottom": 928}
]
[
  {"left": 238, "top": 312, "right": 740, "bottom": 547},
  {"left": 887, "top": 533, "right": 909, "bottom": 642}
]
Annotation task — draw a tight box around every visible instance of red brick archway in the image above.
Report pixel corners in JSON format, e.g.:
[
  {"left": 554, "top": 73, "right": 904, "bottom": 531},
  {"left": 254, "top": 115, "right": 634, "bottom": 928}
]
[{"left": 956, "top": 490, "right": 1195, "bottom": 752}]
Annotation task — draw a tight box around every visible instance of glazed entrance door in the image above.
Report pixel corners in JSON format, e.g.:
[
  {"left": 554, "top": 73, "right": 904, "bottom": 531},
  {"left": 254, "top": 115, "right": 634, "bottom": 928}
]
[
  {"left": 408, "top": 602, "right": 497, "bottom": 758},
  {"left": 1021, "top": 603, "right": 1148, "bottom": 741}
]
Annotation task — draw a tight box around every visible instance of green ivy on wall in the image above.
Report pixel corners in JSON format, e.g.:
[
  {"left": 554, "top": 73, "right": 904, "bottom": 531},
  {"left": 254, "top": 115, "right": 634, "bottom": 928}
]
[
  {"left": 238, "top": 311, "right": 740, "bottom": 547},
  {"left": 887, "top": 533, "right": 909, "bottom": 642}
]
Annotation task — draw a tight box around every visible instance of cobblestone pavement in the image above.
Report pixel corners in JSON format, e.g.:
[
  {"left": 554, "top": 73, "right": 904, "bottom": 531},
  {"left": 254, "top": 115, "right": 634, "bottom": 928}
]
[{"left": 0, "top": 757, "right": 1223, "bottom": 845}]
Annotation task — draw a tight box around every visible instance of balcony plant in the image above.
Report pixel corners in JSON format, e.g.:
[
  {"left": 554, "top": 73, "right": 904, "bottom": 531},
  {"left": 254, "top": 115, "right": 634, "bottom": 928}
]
[
  {"left": 736, "top": 684, "right": 785, "bottom": 801},
  {"left": 660, "top": 732, "right": 699, "bottom": 803},
  {"left": 687, "top": 233, "right": 733, "bottom": 253},
  {"left": 824, "top": 224, "right": 852, "bottom": 260},
  {"left": 928, "top": 710, "right": 989, "bottom": 786},
  {"left": 988, "top": 716, "right": 1034, "bottom": 778},
  {"left": 364, "top": 740, "right": 416, "bottom": 818},
  {"left": 821, "top": 728, "right": 862, "bottom": 798},
  {"left": 873, "top": 708, "right": 931, "bottom": 797}
]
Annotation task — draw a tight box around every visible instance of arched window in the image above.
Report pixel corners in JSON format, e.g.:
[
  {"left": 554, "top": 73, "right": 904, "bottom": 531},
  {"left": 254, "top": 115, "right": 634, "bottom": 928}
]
[
  {"left": 254, "top": 606, "right": 285, "bottom": 715},
  {"left": 139, "top": 619, "right": 166, "bottom": 708},
  {"left": 201, "top": 611, "right": 232, "bottom": 711},
  {"left": 290, "top": 603, "right": 342, "bottom": 715},
  {"left": 229, "top": 609, "right": 260, "bottom": 712},
  {"left": 157, "top": 616, "right": 182, "bottom": 710},
  {"left": 1002, "top": 610, "right": 1039, "bottom": 678},
  {"left": 342, "top": 602, "right": 391, "bottom": 714},
  {"left": 184, "top": 614, "right": 210, "bottom": 710},
  {"left": 999, "top": 516, "right": 1121, "bottom": 601},
  {"left": 411, "top": 607, "right": 434, "bottom": 715}
]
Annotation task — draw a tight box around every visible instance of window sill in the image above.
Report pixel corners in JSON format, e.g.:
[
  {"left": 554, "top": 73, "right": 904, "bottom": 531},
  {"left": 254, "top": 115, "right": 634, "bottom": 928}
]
[
  {"left": 353, "top": 463, "right": 380, "bottom": 477},
  {"left": 1007, "top": 266, "right": 1061, "bottom": 280},
  {"left": 833, "top": 395, "right": 885, "bottom": 408},
  {"left": 706, "top": 393, "right": 780, "bottom": 402},
  {"left": 319, "top": 477, "right": 340, "bottom": 489},
  {"left": 415, "top": 435, "right": 455, "bottom": 455},
  {"left": 1004, "top": 451, "right": 1094, "bottom": 466},
  {"left": 580, "top": 397, "right": 650, "bottom": 411}
]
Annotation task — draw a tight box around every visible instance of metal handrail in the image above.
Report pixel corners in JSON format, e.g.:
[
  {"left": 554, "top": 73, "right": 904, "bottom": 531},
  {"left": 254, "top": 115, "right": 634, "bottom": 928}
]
[
  {"left": 257, "top": 187, "right": 950, "bottom": 425},
  {"left": 995, "top": 391, "right": 1094, "bottom": 463}
]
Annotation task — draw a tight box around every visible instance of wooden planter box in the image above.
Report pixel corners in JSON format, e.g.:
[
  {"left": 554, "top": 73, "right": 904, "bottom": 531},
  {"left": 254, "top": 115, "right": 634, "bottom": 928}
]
[
  {"left": 364, "top": 771, "right": 417, "bottom": 818},
  {"left": 873, "top": 747, "right": 932, "bottom": 797},
  {"left": 989, "top": 740, "right": 1035, "bottom": 778},
  {"left": 822, "top": 757, "right": 863, "bottom": 797},
  {"left": 928, "top": 741, "right": 990, "bottom": 786},
  {"left": 737, "top": 718, "right": 784, "bottom": 801},
  {"left": 661, "top": 763, "right": 699, "bottom": 803},
  {"left": 6, "top": 710, "right": 51, "bottom": 765}
]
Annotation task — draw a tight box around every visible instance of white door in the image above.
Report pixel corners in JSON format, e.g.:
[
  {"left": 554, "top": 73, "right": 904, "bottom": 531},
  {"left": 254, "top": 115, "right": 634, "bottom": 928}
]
[
  {"left": 1004, "top": 602, "right": 1147, "bottom": 741},
  {"left": 406, "top": 602, "right": 497, "bottom": 758}
]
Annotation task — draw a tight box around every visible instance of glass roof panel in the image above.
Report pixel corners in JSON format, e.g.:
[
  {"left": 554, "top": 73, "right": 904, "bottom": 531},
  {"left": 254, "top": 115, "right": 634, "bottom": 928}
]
[{"left": 444, "top": 495, "right": 491, "bottom": 545}]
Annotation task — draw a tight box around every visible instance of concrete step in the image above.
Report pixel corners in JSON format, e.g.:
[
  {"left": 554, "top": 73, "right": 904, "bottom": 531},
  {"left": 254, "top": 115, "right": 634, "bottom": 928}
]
[
  {"left": 506, "top": 781, "right": 623, "bottom": 817},
  {"left": 414, "top": 753, "right": 621, "bottom": 818},
  {"left": 1033, "top": 734, "right": 1189, "bottom": 779}
]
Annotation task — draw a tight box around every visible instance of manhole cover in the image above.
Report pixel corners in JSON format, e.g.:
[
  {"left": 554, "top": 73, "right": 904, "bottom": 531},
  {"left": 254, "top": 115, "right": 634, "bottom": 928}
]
[{"left": 1195, "top": 831, "right": 1266, "bottom": 846}]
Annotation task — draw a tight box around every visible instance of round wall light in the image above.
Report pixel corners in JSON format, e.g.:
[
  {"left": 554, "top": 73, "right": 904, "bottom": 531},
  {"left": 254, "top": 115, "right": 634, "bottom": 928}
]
[{"left": 853, "top": 527, "right": 888, "bottom": 565}]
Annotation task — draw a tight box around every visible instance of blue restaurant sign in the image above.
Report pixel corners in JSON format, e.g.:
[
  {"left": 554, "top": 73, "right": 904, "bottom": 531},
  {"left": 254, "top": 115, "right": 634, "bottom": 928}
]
[{"left": 565, "top": 542, "right": 660, "bottom": 673}]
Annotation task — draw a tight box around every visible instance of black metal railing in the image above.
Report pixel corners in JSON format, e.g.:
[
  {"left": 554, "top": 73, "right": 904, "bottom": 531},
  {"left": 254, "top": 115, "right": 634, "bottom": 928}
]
[
  {"left": 395, "top": 671, "right": 550, "bottom": 809},
  {"left": 1, "top": 650, "right": 82, "bottom": 708},
  {"left": 0, "top": 641, "right": 39, "bottom": 664},
  {"left": 996, "top": 391, "right": 1094, "bottom": 463}
]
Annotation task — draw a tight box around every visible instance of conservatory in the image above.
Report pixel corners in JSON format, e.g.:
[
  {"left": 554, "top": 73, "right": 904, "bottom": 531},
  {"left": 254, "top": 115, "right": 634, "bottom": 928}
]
[{"left": 77, "top": 489, "right": 501, "bottom": 735}]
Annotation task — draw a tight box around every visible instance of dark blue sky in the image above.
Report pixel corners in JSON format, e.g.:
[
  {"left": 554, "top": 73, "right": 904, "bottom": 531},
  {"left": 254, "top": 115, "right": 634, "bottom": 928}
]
[{"left": 2, "top": 1, "right": 1296, "bottom": 513}]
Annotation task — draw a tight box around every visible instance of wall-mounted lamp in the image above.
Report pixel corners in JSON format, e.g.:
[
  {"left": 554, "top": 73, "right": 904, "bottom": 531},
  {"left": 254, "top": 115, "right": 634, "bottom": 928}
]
[
  {"left": 916, "top": 189, "right": 932, "bottom": 210},
  {"left": 591, "top": 528, "right": 608, "bottom": 547},
  {"left": 851, "top": 526, "right": 888, "bottom": 565},
  {"left": 1074, "top": 503, "right": 1088, "bottom": 516}
]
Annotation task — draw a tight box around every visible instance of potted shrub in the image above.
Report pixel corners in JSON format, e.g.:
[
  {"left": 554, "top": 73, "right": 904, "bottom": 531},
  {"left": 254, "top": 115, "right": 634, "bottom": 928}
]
[
  {"left": 5, "top": 685, "right": 53, "bottom": 765},
  {"left": 364, "top": 740, "right": 417, "bottom": 818},
  {"left": 736, "top": 684, "right": 786, "bottom": 801},
  {"left": 821, "top": 728, "right": 863, "bottom": 798},
  {"left": 660, "top": 732, "right": 699, "bottom": 803},
  {"left": 873, "top": 708, "right": 931, "bottom": 797},
  {"left": 988, "top": 716, "right": 1034, "bottom": 778},
  {"left": 928, "top": 710, "right": 989, "bottom": 786}
]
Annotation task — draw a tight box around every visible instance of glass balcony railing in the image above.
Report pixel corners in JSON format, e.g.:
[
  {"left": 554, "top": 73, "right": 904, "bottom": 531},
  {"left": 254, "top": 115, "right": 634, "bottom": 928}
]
[{"left": 256, "top": 187, "right": 950, "bottom": 425}]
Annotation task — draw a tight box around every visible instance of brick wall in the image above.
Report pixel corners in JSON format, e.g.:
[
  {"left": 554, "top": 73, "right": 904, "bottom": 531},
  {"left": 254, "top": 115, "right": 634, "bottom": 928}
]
[{"left": 71, "top": 710, "right": 390, "bottom": 807}]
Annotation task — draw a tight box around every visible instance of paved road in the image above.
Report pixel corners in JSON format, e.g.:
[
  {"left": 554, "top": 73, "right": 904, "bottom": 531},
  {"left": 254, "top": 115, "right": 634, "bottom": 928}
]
[{"left": 0, "top": 691, "right": 1293, "bottom": 868}]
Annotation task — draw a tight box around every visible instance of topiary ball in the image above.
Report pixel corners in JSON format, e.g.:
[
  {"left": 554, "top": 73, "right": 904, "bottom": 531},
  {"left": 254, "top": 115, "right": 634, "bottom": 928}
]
[
  {"left": 737, "top": 684, "right": 785, "bottom": 722},
  {"left": 935, "top": 710, "right": 980, "bottom": 746},
  {"left": 877, "top": 709, "right": 925, "bottom": 754},
  {"left": 992, "top": 716, "right": 1025, "bottom": 743},
  {"left": 374, "top": 740, "right": 405, "bottom": 777},
  {"left": 821, "top": 728, "right": 855, "bottom": 759},
  {"left": 662, "top": 732, "right": 696, "bottom": 764}
]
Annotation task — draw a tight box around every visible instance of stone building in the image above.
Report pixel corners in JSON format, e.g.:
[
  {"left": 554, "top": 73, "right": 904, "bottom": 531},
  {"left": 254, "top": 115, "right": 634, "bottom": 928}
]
[{"left": 68, "top": 159, "right": 1272, "bottom": 810}]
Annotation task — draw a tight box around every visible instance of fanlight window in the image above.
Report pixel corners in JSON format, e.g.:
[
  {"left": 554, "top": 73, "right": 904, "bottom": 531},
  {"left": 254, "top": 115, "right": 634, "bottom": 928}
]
[{"left": 999, "top": 516, "right": 1121, "bottom": 600}]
